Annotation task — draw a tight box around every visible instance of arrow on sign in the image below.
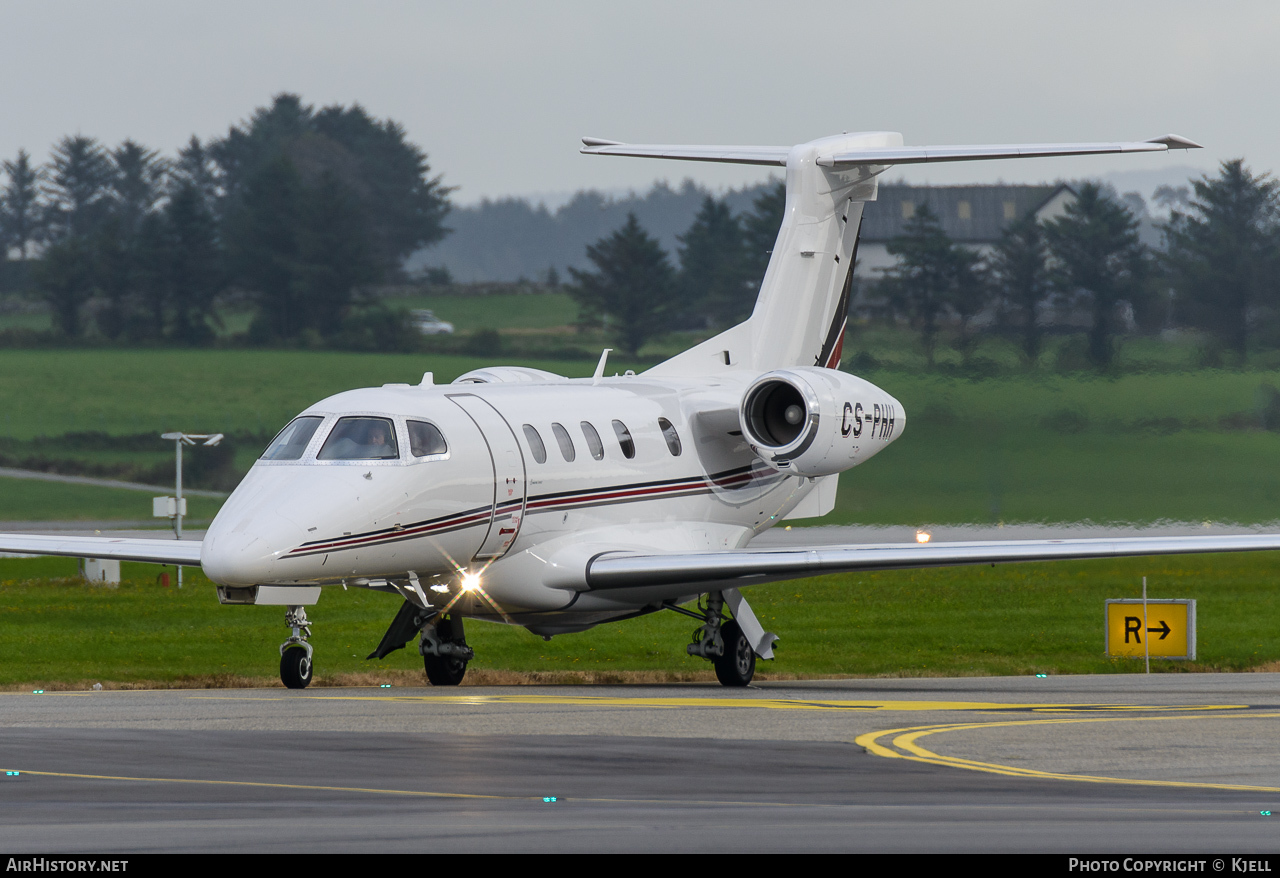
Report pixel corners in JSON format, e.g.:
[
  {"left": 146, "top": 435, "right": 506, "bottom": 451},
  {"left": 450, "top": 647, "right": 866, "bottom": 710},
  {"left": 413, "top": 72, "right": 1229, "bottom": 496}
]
[{"left": 1147, "top": 621, "right": 1171, "bottom": 640}]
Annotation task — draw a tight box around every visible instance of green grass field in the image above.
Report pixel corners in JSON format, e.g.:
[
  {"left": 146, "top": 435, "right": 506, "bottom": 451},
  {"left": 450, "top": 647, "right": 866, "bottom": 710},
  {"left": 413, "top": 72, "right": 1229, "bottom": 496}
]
[
  {"left": 0, "top": 477, "right": 222, "bottom": 522},
  {"left": 2, "top": 552, "right": 1277, "bottom": 688}
]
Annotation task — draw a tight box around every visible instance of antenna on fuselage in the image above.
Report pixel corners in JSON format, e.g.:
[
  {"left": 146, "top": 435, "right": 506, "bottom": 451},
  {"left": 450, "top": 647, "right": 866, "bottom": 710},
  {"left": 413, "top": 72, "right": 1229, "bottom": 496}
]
[
  {"left": 419, "top": 371, "right": 434, "bottom": 387},
  {"left": 592, "top": 349, "right": 612, "bottom": 385}
]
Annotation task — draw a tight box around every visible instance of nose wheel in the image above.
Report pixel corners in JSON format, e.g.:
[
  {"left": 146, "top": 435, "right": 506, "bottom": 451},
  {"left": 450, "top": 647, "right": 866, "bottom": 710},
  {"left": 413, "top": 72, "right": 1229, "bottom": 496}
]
[
  {"left": 279, "top": 605, "right": 314, "bottom": 689},
  {"left": 281, "top": 646, "right": 313, "bottom": 689}
]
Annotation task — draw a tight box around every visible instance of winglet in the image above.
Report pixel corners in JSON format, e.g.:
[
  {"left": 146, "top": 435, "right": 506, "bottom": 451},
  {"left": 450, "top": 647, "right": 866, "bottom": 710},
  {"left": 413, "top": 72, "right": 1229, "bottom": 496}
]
[
  {"left": 1146, "top": 134, "right": 1203, "bottom": 150},
  {"left": 582, "top": 137, "right": 622, "bottom": 147}
]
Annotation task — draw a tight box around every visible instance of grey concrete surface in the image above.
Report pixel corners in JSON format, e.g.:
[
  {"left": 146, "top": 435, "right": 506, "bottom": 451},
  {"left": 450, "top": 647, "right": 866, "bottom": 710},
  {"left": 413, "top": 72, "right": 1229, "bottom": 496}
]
[{"left": 2, "top": 676, "right": 1279, "bottom": 853}]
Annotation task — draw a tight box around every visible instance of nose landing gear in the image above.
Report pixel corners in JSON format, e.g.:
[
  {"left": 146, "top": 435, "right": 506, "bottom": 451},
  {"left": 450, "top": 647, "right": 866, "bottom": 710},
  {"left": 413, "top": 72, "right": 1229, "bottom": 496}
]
[{"left": 279, "top": 605, "right": 314, "bottom": 689}]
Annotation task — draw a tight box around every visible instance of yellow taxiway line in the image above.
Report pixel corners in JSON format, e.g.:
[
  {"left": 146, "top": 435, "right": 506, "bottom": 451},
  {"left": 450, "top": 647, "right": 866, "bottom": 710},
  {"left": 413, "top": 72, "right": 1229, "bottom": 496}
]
[
  {"left": 188, "top": 693, "right": 1252, "bottom": 713},
  {"left": 856, "top": 710, "right": 1280, "bottom": 793}
]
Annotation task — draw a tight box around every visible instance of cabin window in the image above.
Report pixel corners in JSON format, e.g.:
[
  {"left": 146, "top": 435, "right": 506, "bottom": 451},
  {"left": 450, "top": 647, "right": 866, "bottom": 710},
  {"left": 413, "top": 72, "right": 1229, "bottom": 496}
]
[
  {"left": 523, "top": 424, "right": 547, "bottom": 464},
  {"left": 612, "top": 420, "right": 635, "bottom": 459},
  {"left": 551, "top": 422, "right": 575, "bottom": 462},
  {"left": 658, "top": 418, "right": 682, "bottom": 456},
  {"left": 581, "top": 421, "right": 604, "bottom": 460},
  {"left": 407, "top": 420, "right": 448, "bottom": 457},
  {"left": 261, "top": 416, "right": 323, "bottom": 461},
  {"left": 317, "top": 417, "right": 400, "bottom": 460}
]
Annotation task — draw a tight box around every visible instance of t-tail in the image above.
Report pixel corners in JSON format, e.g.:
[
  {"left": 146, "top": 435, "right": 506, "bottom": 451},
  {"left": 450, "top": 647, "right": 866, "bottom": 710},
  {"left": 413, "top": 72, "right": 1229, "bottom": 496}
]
[{"left": 582, "top": 131, "right": 1201, "bottom": 377}]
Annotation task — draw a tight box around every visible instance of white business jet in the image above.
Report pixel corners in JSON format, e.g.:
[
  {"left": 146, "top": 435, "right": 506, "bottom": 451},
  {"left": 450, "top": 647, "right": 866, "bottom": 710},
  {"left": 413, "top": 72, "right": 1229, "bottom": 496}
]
[{"left": 6, "top": 130, "right": 1273, "bottom": 690}]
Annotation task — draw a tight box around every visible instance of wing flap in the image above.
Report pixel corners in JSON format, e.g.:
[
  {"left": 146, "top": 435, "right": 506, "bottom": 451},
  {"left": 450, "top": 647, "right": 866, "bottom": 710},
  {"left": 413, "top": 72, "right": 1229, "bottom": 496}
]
[
  {"left": 586, "top": 534, "right": 1280, "bottom": 590},
  {"left": 0, "top": 533, "right": 203, "bottom": 565}
]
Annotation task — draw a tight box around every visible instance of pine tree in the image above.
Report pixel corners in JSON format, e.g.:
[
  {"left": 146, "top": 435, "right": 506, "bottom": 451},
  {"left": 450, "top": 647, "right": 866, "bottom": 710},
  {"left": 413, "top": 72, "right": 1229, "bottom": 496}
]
[
  {"left": 677, "top": 196, "right": 751, "bottom": 328},
  {"left": 742, "top": 180, "right": 785, "bottom": 295},
  {"left": 44, "top": 135, "right": 113, "bottom": 242},
  {"left": 882, "top": 204, "right": 978, "bottom": 367},
  {"left": 1, "top": 150, "right": 43, "bottom": 259},
  {"left": 109, "top": 140, "right": 168, "bottom": 236},
  {"left": 1044, "top": 184, "right": 1147, "bottom": 368},
  {"left": 568, "top": 214, "right": 677, "bottom": 356},
  {"left": 989, "top": 215, "right": 1052, "bottom": 363},
  {"left": 1163, "top": 161, "right": 1280, "bottom": 356}
]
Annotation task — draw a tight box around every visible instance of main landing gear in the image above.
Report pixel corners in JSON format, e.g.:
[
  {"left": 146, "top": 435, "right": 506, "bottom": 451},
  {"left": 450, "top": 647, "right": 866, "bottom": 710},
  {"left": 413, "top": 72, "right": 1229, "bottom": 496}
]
[
  {"left": 676, "top": 589, "right": 777, "bottom": 687},
  {"left": 420, "top": 614, "right": 473, "bottom": 686},
  {"left": 367, "top": 600, "right": 473, "bottom": 686},
  {"left": 280, "top": 605, "right": 314, "bottom": 689}
]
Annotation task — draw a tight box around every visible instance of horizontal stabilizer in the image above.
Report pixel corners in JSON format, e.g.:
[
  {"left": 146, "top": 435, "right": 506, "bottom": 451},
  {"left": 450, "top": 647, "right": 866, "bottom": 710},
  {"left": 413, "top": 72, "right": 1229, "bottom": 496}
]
[
  {"left": 581, "top": 134, "right": 1202, "bottom": 168},
  {"left": 581, "top": 141, "right": 789, "bottom": 166},
  {"left": 818, "top": 137, "right": 1202, "bottom": 168},
  {"left": 0, "top": 533, "right": 203, "bottom": 565}
]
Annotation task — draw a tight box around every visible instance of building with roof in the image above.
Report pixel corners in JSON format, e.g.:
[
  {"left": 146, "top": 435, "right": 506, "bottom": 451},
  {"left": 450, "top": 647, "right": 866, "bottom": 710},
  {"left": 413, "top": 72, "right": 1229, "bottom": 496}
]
[{"left": 855, "top": 183, "right": 1076, "bottom": 278}]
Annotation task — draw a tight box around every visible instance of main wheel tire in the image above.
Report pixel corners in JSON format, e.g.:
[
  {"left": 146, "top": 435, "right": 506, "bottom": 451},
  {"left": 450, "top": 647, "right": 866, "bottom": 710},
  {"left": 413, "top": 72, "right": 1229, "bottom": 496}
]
[
  {"left": 714, "top": 620, "right": 756, "bottom": 687},
  {"left": 280, "top": 647, "right": 313, "bottom": 689},
  {"left": 424, "top": 654, "right": 467, "bottom": 686}
]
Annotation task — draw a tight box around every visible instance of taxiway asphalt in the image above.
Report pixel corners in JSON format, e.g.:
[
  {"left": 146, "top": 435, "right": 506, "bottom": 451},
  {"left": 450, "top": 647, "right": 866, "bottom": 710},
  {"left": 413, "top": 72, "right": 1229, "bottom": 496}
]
[{"left": 3, "top": 674, "right": 1280, "bottom": 853}]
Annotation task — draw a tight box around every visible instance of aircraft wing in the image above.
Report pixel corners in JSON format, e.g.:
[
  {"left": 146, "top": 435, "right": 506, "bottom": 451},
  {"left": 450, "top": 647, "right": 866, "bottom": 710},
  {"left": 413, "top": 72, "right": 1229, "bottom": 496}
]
[
  {"left": 584, "top": 533, "right": 1280, "bottom": 591},
  {"left": 0, "top": 533, "right": 202, "bottom": 565},
  {"left": 580, "top": 135, "right": 1200, "bottom": 167}
]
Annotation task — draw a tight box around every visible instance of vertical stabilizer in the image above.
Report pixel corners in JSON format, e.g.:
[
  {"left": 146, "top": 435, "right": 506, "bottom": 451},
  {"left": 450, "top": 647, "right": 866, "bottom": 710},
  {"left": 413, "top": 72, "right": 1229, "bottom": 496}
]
[{"left": 646, "top": 132, "right": 900, "bottom": 377}]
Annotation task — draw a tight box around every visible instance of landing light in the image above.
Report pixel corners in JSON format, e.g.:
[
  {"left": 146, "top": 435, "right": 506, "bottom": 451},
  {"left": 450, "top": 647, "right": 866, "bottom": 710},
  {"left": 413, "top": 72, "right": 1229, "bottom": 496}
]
[
  {"left": 915, "top": 531, "right": 931, "bottom": 544},
  {"left": 461, "top": 573, "right": 481, "bottom": 593}
]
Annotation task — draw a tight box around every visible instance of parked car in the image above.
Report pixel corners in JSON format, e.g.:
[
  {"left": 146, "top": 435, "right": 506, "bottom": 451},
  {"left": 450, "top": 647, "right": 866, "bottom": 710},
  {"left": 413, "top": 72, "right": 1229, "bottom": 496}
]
[{"left": 411, "top": 309, "right": 454, "bottom": 335}]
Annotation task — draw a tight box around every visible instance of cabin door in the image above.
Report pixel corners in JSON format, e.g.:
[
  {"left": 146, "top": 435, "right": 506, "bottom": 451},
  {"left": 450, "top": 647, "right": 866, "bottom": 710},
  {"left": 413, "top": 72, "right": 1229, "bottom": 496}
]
[{"left": 448, "top": 393, "right": 527, "bottom": 561}]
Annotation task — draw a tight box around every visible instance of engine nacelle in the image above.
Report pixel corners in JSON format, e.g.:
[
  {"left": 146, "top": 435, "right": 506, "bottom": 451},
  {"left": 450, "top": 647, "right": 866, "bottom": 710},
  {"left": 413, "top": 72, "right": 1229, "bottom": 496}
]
[{"left": 739, "top": 367, "right": 906, "bottom": 476}]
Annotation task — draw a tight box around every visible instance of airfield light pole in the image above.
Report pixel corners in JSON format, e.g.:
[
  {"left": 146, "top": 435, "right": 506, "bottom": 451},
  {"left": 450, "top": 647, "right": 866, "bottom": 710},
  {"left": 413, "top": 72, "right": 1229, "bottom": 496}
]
[{"left": 158, "top": 432, "right": 223, "bottom": 588}]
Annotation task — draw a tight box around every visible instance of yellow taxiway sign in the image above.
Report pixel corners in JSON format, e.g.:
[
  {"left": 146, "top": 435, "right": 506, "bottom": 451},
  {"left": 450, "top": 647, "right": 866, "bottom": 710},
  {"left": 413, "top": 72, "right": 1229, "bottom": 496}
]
[{"left": 1105, "top": 599, "right": 1196, "bottom": 660}]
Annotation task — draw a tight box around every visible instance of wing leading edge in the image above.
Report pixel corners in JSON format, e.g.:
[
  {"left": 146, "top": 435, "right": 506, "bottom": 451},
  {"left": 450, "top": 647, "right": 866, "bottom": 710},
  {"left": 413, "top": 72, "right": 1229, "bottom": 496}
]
[
  {"left": 585, "top": 534, "right": 1280, "bottom": 591},
  {"left": 0, "top": 534, "right": 202, "bottom": 565}
]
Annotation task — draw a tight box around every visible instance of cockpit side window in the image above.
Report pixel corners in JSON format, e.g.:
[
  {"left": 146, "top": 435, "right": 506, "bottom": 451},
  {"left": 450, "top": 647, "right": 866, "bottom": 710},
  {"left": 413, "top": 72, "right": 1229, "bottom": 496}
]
[
  {"left": 261, "top": 416, "right": 324, "bottom": 461},
  {"left": 317, "top": 417, "right": 400, "bottom": 460},
  {"left": 407, "top": 420, "right": 448, "bottom": 457}
]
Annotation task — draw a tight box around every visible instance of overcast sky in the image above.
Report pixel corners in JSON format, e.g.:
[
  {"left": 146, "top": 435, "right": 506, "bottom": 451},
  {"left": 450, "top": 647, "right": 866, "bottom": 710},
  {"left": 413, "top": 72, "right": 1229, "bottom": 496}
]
[{"left": 1, "top": 2, "right": 1271, "bottom": 204}]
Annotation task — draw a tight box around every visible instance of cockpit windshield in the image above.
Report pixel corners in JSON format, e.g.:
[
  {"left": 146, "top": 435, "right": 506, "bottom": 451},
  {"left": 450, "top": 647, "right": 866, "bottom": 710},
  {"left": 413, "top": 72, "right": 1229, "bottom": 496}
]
[
  {"left": 317, "top": 417, "right": 400, "bottom": 460},
  {"left": 261, "top": 416, "right": 324, "bottom": 461}
]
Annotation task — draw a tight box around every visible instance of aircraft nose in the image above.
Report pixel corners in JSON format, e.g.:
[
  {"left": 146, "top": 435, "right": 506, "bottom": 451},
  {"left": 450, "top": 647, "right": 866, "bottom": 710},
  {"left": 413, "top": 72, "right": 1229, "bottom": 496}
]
[
  {"left": 201, "top": 527, "right": 274, "bottom": 585},
  {"left": 201, "top": 511, "right": 311, "bottom": 586}
]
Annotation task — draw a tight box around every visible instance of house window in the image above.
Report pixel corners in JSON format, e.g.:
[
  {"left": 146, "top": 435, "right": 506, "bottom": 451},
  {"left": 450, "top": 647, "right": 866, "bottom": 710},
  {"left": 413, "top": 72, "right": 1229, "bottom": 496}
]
[
  {"left": 901, "top": 201, "right": 915, "bottom": 220},
  {"left": 1003, "top": 200, "right": 1017, "bottom": 221},
  {"left": 957, "top": 201, "right": 971, "bottom": 220}
]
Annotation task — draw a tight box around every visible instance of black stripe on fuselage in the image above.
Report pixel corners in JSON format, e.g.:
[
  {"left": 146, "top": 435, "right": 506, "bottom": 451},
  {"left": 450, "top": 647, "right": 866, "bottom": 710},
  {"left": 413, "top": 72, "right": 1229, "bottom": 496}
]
[{"left": 284, "top": 465, "right": 777, "bottom": 559}]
